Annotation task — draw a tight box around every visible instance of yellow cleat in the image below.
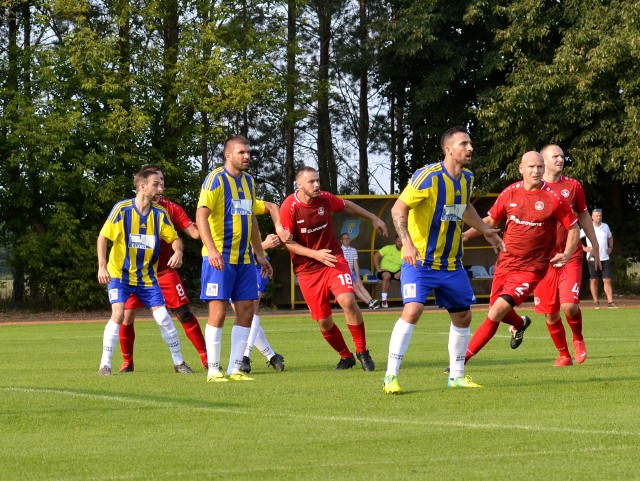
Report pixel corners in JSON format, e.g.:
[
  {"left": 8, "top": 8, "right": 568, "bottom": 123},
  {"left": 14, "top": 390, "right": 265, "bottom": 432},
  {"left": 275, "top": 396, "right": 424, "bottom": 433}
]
[
  {"left": 383, "top": 375, "right": 401, "bottom": 394},
  {"left": 448, "top": 375, "right": 483, "bottom": 388},
  {"left": 206, "top": 371, "right": 229, "bottom": 383},
  {"left": 229, "top": 372, "right": 255, "bottom": 381}
]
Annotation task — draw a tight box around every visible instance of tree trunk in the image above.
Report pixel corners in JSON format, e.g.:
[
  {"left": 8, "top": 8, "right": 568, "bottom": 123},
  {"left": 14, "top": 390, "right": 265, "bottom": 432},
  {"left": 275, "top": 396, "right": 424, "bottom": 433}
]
[
  {"left": 285, "top": 0, "right": 297, "bottom": 195},
  {"left": 357, "top": 0, "right": 369, "bottom": 194}
]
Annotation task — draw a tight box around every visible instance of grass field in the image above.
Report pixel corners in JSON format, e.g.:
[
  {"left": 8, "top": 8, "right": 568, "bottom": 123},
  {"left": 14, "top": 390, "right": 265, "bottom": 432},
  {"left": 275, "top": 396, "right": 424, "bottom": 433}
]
[{"left": 1, "top": 306, "right": 639, "bottom": 481}]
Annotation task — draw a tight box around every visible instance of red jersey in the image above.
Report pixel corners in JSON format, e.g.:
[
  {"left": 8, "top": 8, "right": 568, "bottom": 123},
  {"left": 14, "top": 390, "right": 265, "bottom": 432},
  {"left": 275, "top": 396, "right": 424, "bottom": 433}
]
[
  {"left": 489, "top": 181, "right": 577, "bottom": 274},
  {"left": 543, "top": 176, "right": 588, "bottom": 263},
  {"left": 280, "top": 190, "right": 346, "bottom": 276},
  {"left": 156, "top": 196, "right": 193, "bottom": 273}
]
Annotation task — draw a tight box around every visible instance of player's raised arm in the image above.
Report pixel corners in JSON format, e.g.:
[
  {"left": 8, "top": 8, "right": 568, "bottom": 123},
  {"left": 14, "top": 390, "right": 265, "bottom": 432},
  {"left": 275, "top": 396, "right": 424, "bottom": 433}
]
[{"left": 343, "top": 200, "right": 388, "bottom": 237}]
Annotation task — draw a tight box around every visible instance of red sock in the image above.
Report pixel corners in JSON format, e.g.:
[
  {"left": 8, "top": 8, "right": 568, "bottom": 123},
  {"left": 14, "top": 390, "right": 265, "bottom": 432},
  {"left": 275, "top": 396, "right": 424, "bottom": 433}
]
[
  {"left": 466, "top": 318, "right": 500, "bottom": 362},
  {"left": 546, "top": 321, "right": 570, "bottom": 356},
  {"left": 321, "top": 324, "right": 352, "bottom": 357},
  {"left": 566, "top": 310, "right": 583, "bottom": 341},
  {"left": 119, "top": 323, "right": 135, "bottom": 365},
  {"left": 181, "top": 315, "right": 207, "bottom": 364},
  {"left": 347, "top": 322, "right": 367, "bottom": 353},
  {"left": 502, "top": 309, "right": 525, "bottom": 328}
]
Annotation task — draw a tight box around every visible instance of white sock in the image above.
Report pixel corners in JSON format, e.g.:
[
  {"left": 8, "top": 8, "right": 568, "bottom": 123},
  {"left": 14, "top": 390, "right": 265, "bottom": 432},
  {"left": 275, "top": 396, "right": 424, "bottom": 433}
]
[
  {"left": 385, "top": 318, "right": 415, "bottom": 376},
  {"left": 205, "top": 324, "right": 223, "bottom": 374},
  {"left": 448, "top": 324, "right": 470, "bottom": 379},
  {"left": 254, "top": 325, "right": 275, "bottom": 360},
  {"left": 382, "top": 293, "right": 388, "bottom": 301},
  {"left": 153, "top": 306, "right": 183, "bottom": 365},
  {"left": 227, "top": 325, "right": 250, "bottom": 375},
  {"left": 100, "top": 320, "right": 120, "bottom": 368},
  {"left": 243, "top": 315, "right": 260, "bottom": 358}
]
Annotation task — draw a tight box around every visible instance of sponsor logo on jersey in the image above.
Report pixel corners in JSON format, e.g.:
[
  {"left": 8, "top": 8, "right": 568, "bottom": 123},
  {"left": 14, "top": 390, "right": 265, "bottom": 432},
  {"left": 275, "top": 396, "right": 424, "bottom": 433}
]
[
  {"left": 301, "top": 222, "right": 328, "bottom": 234},
  {"left": 231, "top": 199, "right": 252, "bottom": 216},
  {"left": 509, "top": 215, "right": 543, "bottom": 227},
  {"left": 440, "top": 204, "right": 465, "bottom": 222},
  {"left": 206, "top": 283, "right": 219, "bottom": 297},
  {"left": 129, "top": 234, "right": 156, "bottom": 250}
]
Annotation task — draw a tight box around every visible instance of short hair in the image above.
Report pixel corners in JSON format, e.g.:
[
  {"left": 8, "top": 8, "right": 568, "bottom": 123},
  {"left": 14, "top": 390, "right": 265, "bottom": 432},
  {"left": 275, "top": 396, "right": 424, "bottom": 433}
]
[
  {"left": 592, "top": 208, "right": 603, "bottom": 213},
  {"left": 296, "top": 166, "right": 318, "bottom": 181},
  {"left": 223, "top": 135, "right": 250, "bottom": 156},
  {"left": 440, "top": 126, "right": 469, "bottom": 152},
  {"left": 133, "top": 168, "right": 159, "bottom": 190},
  {"left": 140, "top": 164, "right": 162, "bottom": 173}
]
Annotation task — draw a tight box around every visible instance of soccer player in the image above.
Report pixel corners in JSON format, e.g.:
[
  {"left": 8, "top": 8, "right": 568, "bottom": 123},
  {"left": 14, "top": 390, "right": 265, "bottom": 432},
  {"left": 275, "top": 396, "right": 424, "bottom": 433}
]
[
  {"left": 382, "top": 126, "right": 505, "bottom": 394},
  {"left": 533, "top": 145, "right": 600, "bottom": 366},
  {"left": 118, "top": 165, "right": 208, "bottom": 372},
  {"left": 279, "top": 166, "right": 387, "bottom": 371},
  {"left": 238, "top": 233, "right": 285, "bottom": 374},
  {"left": 463, "top": 151, "right": 580, "bottom": 365},
  {"left": 197, "top": 135, "right": 273, "bottom": 383},
  {"left": 97, "top": 168, "right": 192, "bottom": 375}
]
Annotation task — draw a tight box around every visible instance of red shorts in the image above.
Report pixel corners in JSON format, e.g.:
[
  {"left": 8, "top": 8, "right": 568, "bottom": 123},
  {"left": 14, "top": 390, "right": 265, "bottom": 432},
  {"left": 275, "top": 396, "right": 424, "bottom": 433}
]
[
  {"left": 533, "top": 258, "right": 582, "bottom": 314},
  {"left": 125, "top": 268, "right": 188, "bottom": 310},
  {"left": 297, "top": 257, "right": 355, "bottom": 320},
  {"left": 490, "top": 268, "right": 545, "bottom": 307}
]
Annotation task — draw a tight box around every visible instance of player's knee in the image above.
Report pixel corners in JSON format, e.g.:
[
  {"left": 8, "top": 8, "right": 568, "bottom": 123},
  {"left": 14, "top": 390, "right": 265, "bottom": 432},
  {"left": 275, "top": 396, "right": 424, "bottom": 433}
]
[
  {"left": 499, "top": 294, "right": 516, "bottom": 307},
  {"left": 173, "top": 304, "right": 193, "bottom": 323},
  {"left": 152, "top": 306, "right": 172, "bottom": 327}
]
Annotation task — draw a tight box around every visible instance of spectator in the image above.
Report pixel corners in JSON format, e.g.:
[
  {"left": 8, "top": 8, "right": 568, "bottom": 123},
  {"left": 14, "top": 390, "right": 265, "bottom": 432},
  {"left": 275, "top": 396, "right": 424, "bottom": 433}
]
[
  {"left": 373, "top": 235, "right": 403, "bottom": 307},
  {"left": 340, "top": 233, "right": 380, "bottom": 310},
  {"left": 582, "top": 209, "right": 616, "bottom": 308}
]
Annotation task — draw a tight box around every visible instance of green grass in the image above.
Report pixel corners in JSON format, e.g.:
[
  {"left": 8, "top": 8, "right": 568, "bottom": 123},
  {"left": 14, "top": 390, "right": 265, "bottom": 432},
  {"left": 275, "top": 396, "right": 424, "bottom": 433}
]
[{"left": 1, "top": 306, "right": 639, "bottom": 480}]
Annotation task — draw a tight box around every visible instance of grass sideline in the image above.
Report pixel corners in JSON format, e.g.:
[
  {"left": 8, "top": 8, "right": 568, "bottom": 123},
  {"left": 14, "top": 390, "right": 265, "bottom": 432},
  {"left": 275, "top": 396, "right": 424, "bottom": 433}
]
[{"left": 1, "top": 307, "right": 639, "bottom": 480}]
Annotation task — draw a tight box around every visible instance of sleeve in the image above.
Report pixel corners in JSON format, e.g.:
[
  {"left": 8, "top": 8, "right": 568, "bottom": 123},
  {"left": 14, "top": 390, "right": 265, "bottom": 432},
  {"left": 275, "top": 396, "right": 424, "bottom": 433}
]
[
  {"left": 573, "top": 182, "right": 588, "bottom": 215},
  {"left": 166, "top": 200, "right": 193, "bottom": 231},
  {"left": 554, "top": 196, "right": 578, "bottom": 230},
  {"left": 487, "top": 193, "right": 506, "bottom": 222},
  {"left": 99, "top": 204, "right": 122, "bottom": 242},
  {"left": 159, "top": 211, "right": 179, "bottom": 244},
  {"left": 197, "top": 173, "right": 221, "bottom": 211},
  {"left": 279, "top": 196, "right": 294, "bottom": 232},
  {"left": 323, "top": 191, "right": 345, "bottom": 213},
  {"left": 398, "top": 183, "right": 428, "bottom": 210},
  {"left": 254, "top": 198, "right": 267, "bottom": 216}
]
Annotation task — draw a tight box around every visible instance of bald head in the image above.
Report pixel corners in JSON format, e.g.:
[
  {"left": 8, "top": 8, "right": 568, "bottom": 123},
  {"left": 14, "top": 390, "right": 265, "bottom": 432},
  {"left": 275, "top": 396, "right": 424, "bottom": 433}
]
[{"left": 519, "top": 151, "right": 544, "bottom": 190}]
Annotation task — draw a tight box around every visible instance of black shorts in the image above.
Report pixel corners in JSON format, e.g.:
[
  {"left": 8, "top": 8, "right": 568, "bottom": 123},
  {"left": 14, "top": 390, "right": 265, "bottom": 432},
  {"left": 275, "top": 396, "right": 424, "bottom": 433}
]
[
  {"left": 377, "top": 270, "right": 401, "bottom": 281},
  {"left": 588, "top": 259, "right": 612, "bottom": 280}
]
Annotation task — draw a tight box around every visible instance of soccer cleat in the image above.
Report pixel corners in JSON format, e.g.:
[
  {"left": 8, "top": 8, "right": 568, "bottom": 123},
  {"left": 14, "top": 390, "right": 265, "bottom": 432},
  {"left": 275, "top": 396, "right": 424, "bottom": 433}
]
[
  {"left": 381, "top": 300, "right": 389, "bottom": 308},
  {"left": 229, "top": 372, "right": 255, "bottom": 381},
  {"left": 573, "top": 339, "right": 588, "bottom": 364},
  {"left": 554, "top": 355, "right": 573, "bottom": 367},
  {"left": 335, "top": 354, "right": 356, "bottom": 370},
  {"left": 268, "top": 353, "right": 285, "bottom": 372},
  {"left": 98, "top": 366, "right": 112, "bottom": 376},
  {"left": 356, "top": 350, "right": 376, "bottom": 371},
  {"left": 174, "top": 362, "right": 194, "bottom": 374},
  {"left": 608, "top": 302, "right": 619, "bottom": 309},
  {"left": 199, "top": 353, "right": 208, "bottom": 370},
  {"left": 239, "top": 355, "right": 252, "bottom": 374},
  {"left": 368, "top": 299, "right": 381, "bottom": 310},
  {"left": 206, "top": 371, "right": 228, "bottom": 383},
  {"left": 119, "top": 362, "right": 134, "bottom": 373},
  {"left": 448, "top": 375, "right": 483, "bottom": 388},
  {"left": 383, "top": 375, "right": 401, "bottom": 394},
  {"left": 509, "top": 316, "right": 532, "bottom": 349},
  {"left": 594, "top": 302, "right": 601, "bottom": 309},
  {"left": 443, "top": 366, "right": 450, "bottom": 375}
]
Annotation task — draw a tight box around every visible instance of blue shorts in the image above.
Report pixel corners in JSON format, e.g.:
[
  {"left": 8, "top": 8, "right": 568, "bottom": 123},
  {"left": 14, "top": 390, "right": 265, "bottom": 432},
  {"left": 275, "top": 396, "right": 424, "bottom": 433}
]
[
  {"left": 107, "top": 279, "right": 165, "bottom": 308},
  {"left": 200, "top": 259, "right": 258, "bottom": 302},
  {"left": 255, "top": 264, "right": 269, "bottom": 294},
  {"left": 400, "top": 262, "right": 476, "bottom": 310}
]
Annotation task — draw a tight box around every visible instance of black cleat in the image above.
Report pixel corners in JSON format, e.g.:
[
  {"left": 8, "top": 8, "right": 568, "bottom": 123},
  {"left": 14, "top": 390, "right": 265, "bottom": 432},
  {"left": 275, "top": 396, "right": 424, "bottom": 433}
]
[
  {"left": 174, "top": 362, "right": 194, "bottom": 374},
  {"left": 368, "top": 299, "right": 381, "bottom": 310},
  {"left": 509, "top": 316, "right": 532, "bottom": 349},
  {"left": 268, "top": 353, "right": 285, "bottom": 372},
  {"left": 239, "top": 356, "right": 252, "bottom": 374},
  {"left": 356, "top": 350, "right": 376, "bottom": 371},
  {"left": 335, "top": 354, "right": 356, "bottom": 370}
]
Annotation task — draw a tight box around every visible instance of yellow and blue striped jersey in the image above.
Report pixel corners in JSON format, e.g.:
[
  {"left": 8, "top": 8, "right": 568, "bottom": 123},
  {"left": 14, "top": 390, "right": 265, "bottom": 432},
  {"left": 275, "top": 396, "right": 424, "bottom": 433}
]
[
  {"left": 99, "top": 199, "right": 178, "bottom": 286},
  {"left": 198, "top": 167, "right": 265, "bottom": 264},
  {"left": 398, "top": 162, "right": 473, "bottom": 270}
]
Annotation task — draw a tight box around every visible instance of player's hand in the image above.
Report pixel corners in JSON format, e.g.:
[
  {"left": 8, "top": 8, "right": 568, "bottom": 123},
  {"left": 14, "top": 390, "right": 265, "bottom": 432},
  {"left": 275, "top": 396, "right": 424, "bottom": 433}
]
[
  {"left": 402, "top": 243, "right": 420, "bottom": 268},
  {"left": 208, "top": 249, "right": 224, "bottom": 270},
  {"left": 263, "top": 233, "right": 280, "bottom": 250},
  {"left": 550, "top": 252, "right": 569, "bottom": 267},
  {"left": 373, "top": 217, "right": 388, "bottom": 237},
  {"left": 315, "top": 249, "right": 337, "bottom": 267},
  {"left": 167, "top": 250, "right": 183, "bottom": 269},
  {"left": 482, "top": 229, "right": 505, "bottom": 254},
  {"left": 256, "top": 254, "right": 273, "bottom": 278},
  {"left": 97, "top": 266, "right": 111, "bottom": 285}
]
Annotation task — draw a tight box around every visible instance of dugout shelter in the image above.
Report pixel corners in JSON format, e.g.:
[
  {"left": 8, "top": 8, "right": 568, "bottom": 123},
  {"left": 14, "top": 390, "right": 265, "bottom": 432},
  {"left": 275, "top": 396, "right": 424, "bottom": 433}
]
[{"left": 269, "top": 194, "right": 499, "bottom": 309}]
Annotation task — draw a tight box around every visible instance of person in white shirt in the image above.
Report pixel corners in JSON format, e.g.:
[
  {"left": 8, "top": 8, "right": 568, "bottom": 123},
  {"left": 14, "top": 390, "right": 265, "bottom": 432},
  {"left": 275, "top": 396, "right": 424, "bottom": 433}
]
[
  {"left": 340, "top": 233, "right": 380, "bottom": 310},
  {"left": 581, "top": 209, "right": 616, "bottom": 308}
]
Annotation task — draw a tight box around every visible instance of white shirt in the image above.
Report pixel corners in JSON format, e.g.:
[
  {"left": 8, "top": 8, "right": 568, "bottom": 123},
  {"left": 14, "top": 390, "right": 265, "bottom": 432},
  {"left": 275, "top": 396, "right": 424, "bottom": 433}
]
[
  {"left": 581, "top": 222, "right": 612, "bottom": 261},
  {"left": 341, "top": 245, "right": 359, "bottom": 272}
]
